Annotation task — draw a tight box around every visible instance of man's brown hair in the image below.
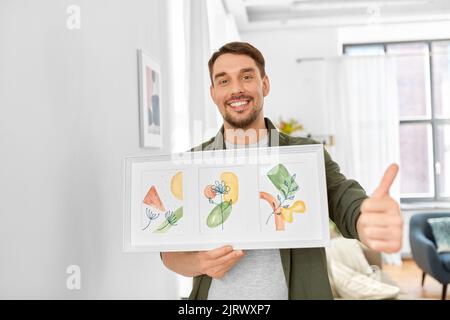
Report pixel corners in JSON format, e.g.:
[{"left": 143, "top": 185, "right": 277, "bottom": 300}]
[{"left": 208, "top": 42, "right": 266, "bottom": 84}]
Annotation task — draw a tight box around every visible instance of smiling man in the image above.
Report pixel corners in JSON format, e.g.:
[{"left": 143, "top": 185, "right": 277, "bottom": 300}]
[
  {"left": 161, "top": 42, "right": 403, "bottom": 300},
  {"left": 211, "top": 54, "right": 267, "bottom": 131},
  {"left": 207, "top": 43, "right": 269, "bottom": 146}
]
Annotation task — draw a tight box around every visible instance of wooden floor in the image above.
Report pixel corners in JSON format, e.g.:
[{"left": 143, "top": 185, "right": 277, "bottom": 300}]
[{"left": 383, "top": 259, "right": 447, "bottom": 300}]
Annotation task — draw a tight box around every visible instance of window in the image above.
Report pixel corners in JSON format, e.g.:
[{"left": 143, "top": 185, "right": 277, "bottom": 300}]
[{"left": 344, "top": 40, "right": 450, "bottom": 202}]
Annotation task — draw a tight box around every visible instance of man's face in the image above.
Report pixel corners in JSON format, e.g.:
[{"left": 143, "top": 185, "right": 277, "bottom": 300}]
[{"left": 210, "top": 53, "right": 270, "bottom": 129}]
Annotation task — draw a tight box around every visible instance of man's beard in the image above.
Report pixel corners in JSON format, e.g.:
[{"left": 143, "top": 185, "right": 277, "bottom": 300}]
[{"left": 223, "top": 103, "right": 263, "bottom": 129}]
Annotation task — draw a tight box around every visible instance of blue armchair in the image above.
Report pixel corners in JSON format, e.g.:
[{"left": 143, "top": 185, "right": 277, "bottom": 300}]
[{"left": 409, "top": 213, "right": 450, "bottom": 300}]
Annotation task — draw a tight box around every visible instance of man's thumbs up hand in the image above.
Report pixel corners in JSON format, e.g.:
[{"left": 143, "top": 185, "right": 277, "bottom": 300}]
[{"left": 356, "top": 164, "right": 403, "bottom": 253}]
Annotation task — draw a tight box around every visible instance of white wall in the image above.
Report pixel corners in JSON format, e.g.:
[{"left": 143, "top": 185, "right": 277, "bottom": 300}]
[
  {"left": 0, "top": 0, "right": 179, "bottom": 299},
  {"left": 241, "top": 28, "right": 338, "bottom": 135}
]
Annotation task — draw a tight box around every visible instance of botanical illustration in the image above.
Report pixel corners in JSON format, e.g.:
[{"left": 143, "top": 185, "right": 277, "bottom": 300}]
[
  {"left": 142, "top": 171, "right": 183, "bottom": 233},
  {"left": 260, "top": 164, "right": 306, "bottom": 231},
  {"left": 203, "top": 172, "right": 239, "bottom": 230}
]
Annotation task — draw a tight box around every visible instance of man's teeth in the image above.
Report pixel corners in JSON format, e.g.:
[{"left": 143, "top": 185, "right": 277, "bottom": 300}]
[{"left": 229, "top": 101, "right": 248, "bottom": 107}]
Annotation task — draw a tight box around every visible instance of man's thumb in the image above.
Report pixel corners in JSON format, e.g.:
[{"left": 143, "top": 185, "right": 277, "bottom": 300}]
[{"left": 372, "top": 163, "right": 399, "bottom": 198}]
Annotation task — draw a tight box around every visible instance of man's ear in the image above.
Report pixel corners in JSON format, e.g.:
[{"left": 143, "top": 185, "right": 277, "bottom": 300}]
[
  {"left": 210, "top": 84, "right": 216, "bottom": 103},
  {"left": 262, "top": 75, "right": 270, "bottom": 97}
]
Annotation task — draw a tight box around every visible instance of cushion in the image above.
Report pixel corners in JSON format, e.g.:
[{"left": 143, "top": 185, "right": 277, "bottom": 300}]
[
  {"left": 330, "top": 259, "right": 400, "bottom": 300},
  {"left": 428, "top": 217, "right": 450, "bottom": 253},
  {"left": 328, "top": 237, "right": 371, "bottom": 275}
]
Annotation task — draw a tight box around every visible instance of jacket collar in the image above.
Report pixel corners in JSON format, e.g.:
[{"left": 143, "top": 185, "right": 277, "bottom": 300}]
[{"left": 211, "top": 117, "right": 289, "bottom": 150}]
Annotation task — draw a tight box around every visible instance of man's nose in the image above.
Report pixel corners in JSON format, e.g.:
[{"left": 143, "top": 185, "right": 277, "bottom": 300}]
[{"left": 230, "top": 79, "right": 244, "bottom": 95}]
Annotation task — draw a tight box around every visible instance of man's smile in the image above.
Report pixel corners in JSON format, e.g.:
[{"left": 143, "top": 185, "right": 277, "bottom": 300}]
[{"left": 226, "top": 97, "right": 252, "bottom": 112}]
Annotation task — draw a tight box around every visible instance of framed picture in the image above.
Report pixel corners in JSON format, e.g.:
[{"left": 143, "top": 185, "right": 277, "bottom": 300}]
[
  {"left": 123, "top": 145, "right": 330, "bottom": 252},
  {"left": 138, "top": 49, "right": 163, "bottom": 148}
]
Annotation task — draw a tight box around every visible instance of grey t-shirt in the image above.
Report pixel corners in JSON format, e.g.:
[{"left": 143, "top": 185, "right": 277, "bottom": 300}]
[{"left": 207, "top": 134, "right": 289, "bottom": 300}]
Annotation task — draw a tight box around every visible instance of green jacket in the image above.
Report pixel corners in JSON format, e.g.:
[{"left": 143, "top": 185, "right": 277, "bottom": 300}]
[{"left": 188, "top": 118, "right": 368, "bottom": 300}]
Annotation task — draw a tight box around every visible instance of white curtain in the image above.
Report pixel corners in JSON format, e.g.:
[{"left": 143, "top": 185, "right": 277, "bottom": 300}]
[
  {"left": 206, "top": 0, "right": 241, "bottom": 52},
  {"left": 185, "top": 0, "right": 222, "bottom": 148},
  {"left": 168, "top": 0, "right": 190, "bottom": 153},
  {"left": 324, "top": 55, "right": 402, "bottom": 265},
  {"left": 169, "top": 0, "right": 242, "bottom": 297},
  {"left": 171, "top": 0, "right": 241, "bottom": 151},
  {"left": 169, "top": 0, "right": 222, "bottom": 153}
]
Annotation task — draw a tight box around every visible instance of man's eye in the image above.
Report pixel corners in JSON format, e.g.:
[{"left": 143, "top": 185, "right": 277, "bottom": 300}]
[
  {"left": 219, "top": 79, "right": 228, "bottom": 85},
  {"left": 243, "top": 75, "right": 253, "bottom": 80}
]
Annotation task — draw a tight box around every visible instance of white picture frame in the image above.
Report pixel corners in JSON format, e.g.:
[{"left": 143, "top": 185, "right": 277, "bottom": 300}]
[
  {"left": 138, "top": 49, "right": 163, "bottom": 148},
  {"left": 123, "top": 145, "right": 330, "bottom": 252}
]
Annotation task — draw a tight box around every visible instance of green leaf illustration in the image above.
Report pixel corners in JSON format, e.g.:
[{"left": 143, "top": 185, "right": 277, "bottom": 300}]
[
  {"left": 206, "top": 201, "right": 232, "bottom": 228},
  {"left": 154, "top": 207, "right": 183, "bottom": 233},
  {"left": 267, "top": 164, "right": 299, "bottom": 194}
]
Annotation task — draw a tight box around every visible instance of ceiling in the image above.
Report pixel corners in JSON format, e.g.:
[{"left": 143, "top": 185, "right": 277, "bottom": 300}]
[{"left": 223, "top": 0, "right": 450, "bottom": 32}]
